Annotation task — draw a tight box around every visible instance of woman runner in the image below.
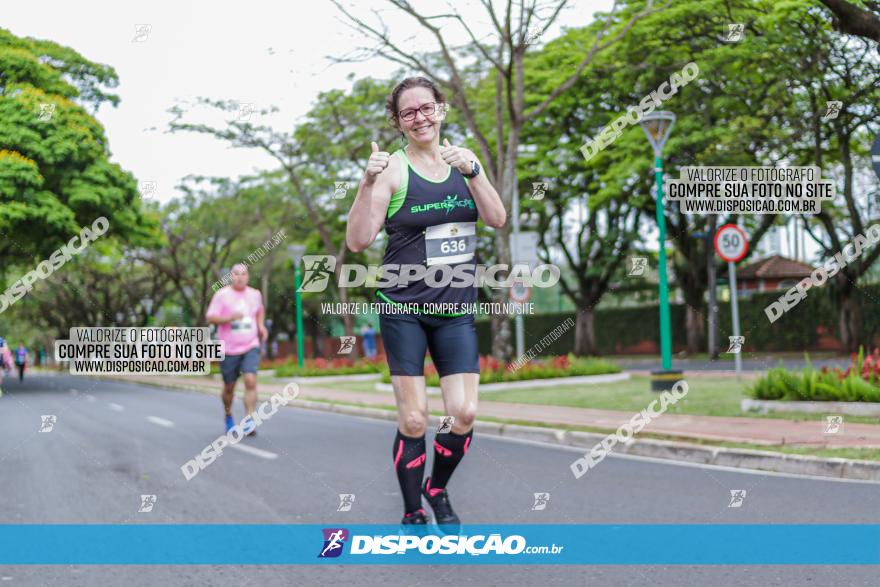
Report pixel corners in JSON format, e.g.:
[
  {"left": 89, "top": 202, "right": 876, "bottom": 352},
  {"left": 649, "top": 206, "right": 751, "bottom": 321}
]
[{"left": 345, "top": 77, "right": 506, "bottom": 532}]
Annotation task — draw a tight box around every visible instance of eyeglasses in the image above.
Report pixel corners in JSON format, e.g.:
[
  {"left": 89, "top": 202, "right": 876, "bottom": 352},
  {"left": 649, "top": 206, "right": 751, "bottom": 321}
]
[{"left": 398, "top": 102, "right": 446, "bottom": 122}]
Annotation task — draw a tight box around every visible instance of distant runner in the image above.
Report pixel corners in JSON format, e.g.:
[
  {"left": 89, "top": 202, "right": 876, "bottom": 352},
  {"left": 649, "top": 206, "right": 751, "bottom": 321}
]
[
  {"left": 14, "top": 344, "right": 28, "bottom": 382},
  {"left": 0, "top": 340, "right": 12, "bottom": 395},
  {"left": 206, "top": 264, "right": 268, "bottom": 435},
  {"left": 361, "top": 324, "right": 377, "bottom": 360}
]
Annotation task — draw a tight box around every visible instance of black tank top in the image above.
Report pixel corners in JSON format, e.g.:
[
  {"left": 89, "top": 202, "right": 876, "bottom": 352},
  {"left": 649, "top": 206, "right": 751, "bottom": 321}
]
[{"left": 378, "top": 148, "right": 478, "bottom": 314}]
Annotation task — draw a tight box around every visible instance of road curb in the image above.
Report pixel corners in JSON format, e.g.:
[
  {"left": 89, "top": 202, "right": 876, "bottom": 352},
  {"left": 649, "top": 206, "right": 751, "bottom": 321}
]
[{"left": 94, "top": 374, "right": 880, "bottom": 482}]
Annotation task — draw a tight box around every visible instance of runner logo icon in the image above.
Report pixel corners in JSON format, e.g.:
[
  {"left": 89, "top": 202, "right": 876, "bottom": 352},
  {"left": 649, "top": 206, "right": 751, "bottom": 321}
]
[
  {"left": 139, "top": 495, "right": 157, "bottom": 513},
  {"left": 337, "top": 336, "right": 356, "bottom": 355},
  {"left": 531, "top": 493, "right": 550, "bottom": 511},
  {"left": 39, "top": 415, "right": 57, "bottom": 432},
  {"left": 337, "top": 494, "right": 355, "bottom": 512},
  {"left": 299, "top": 255, "right": 336, "bottom": 293},
  {"left": 318, "top": 528, "right": 349, "bottom": 558}
]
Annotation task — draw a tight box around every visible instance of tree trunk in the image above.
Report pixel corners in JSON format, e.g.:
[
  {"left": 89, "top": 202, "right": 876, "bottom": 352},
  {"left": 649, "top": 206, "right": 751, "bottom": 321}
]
[
  {"left": 490, "top": 145, "right": 516, "bottom": 364},
  {"left": 307, "top": 315, "right": 322, "bottom": 359},
  {"left": 838, "top": 287, "right": 862, "bottom": 353},
  {"left": 260, "top": 269, "right": 270, "bottom": 315},
  {"left": 683, "top": 289, "right": 704, "bottom": 355},
  {"left": 334, "top": 256, "right": 359, "bottom": 359},
  {"left": 573, "top": 307, "right": 596, "bottom": 356},
  {"left": 706, "top": 218, "right": 718, "bottom": 359}
]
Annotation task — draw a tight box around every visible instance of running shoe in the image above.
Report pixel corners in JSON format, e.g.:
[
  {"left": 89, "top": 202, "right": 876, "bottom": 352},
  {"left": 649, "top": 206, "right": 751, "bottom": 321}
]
[
  {"left": 422, "top": 478, "right": 460, "bottom": 533},
  {"left": 241, "top": 417, "right": 256, "bottom": 436},
  {"left": 400, "top": 509, "right": 430, "bottom": 535},
  {"left": 224, "top": 414, "right": 234, "bottom": 432}
]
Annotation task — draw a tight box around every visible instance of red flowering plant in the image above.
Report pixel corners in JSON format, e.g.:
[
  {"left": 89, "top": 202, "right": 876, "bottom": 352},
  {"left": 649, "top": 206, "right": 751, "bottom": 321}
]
[
  {"left": 381, "top": 353, "right": 620, "bottom": 385},
  {"left": 750, "top": 348, "right": 880, "bottom": 403},
  {"left": 275, "top": 355, "right": 385, "bottom": 377},
  {"left": 839, "top": 347, "right": 880, "bottom": 384}
]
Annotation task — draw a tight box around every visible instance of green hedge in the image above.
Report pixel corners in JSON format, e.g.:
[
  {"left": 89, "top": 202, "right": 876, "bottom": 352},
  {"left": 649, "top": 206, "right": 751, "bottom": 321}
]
[{"left": 476, "top": 284, "right": 880, "bottom": 354}]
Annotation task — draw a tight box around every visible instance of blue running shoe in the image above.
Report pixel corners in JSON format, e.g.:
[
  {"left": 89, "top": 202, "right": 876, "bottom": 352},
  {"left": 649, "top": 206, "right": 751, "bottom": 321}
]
[{"left": 224, "top": 414, "right": 234, "bottom": 432}]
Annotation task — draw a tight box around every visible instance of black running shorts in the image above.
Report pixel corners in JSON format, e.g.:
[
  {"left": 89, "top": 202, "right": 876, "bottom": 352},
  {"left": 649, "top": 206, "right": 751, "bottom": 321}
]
[{"left": 379, "top": 312, "right": 479, "bottom": 378}]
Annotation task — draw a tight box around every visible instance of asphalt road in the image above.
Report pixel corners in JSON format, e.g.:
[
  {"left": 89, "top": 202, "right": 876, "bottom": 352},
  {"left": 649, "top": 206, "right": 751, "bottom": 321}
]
[{"left": 1, "top": 373, "right": 878, "bottom": 586}]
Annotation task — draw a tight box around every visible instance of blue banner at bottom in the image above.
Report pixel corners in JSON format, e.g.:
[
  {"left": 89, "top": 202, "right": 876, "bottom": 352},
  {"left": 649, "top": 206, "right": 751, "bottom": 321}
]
[{"left": 1, "top": 524, "right": 878, "bottom": 565}]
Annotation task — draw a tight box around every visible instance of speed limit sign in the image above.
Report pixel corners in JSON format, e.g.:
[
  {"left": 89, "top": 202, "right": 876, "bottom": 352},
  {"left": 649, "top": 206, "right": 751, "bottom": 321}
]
[
  {"left": 714, "top": 224, "right": 748, "bottom": 263},
  {"left": 509, "top": 282, "right": 531, "bottom": 303}
]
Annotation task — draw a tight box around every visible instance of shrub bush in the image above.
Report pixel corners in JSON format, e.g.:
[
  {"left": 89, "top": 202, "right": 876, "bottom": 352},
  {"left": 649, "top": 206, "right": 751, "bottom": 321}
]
[{"left": 748, "top": 349, "right": 880, "bottom": 402}]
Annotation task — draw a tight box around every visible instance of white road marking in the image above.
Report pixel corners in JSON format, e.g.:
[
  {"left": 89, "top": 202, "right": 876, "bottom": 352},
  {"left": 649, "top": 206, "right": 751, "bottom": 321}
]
[
  {"left": 146, "top": 416, "right": 174, "bottom": 428},
  {"left": 230, "top": 443, "right": 277, "bottom": 459},
  {"left": 108, "top": 403, "right": 125, "bottom": 412}
]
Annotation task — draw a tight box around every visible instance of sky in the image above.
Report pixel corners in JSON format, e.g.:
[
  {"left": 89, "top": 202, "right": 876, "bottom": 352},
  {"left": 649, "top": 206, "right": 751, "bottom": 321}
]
[{"left": 4, "top": 0, "right": 612, "bottom": 205}]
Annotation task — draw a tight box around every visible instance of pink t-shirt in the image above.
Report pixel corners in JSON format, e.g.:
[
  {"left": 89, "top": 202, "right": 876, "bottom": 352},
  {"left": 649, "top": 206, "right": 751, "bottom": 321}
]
[
  {"left": 0, "top": 346, "right": 12, "bottom": 369},
  {"left": 206, "top": 286, "right": 263, "bottom": 356}
]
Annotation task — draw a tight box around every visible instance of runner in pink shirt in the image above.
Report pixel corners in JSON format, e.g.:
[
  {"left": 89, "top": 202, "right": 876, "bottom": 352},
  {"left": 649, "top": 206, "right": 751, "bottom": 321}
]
[
  {"left": 206, "top": 264, "right": 267, "bottom": 435},
  {"left": 0, "top": 341, "right": 12, "bottom": 396}
]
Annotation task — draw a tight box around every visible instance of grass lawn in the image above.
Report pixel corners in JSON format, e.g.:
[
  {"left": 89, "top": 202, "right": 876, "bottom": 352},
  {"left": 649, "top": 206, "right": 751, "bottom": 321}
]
[
  {"left": 295, "top": 375, "right": 880, "bottom": 424},
  {"left": 605, "top": 352, "right": 843, "bottom": 362},
  {"left": 293, "top": 380, "right": 382, "bottom": 393},
  {"left": 483, "top": 375, "right": 880, "bottom": 425}
]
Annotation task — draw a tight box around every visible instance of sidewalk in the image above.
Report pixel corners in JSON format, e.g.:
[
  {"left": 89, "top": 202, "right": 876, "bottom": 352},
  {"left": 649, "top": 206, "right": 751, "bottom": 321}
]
[{"left": 109, "top": 374, "right": 880, "bottom": 449}]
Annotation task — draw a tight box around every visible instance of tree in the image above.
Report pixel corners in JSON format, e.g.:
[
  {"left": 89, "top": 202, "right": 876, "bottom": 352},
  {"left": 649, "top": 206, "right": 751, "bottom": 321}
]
[
  {"left": 520, "top": 35, "right": 644, "bottom": 355},
  {"left": 574, "top": 0, "right": 808, "bottom": 353},
  {"left": 779, "top": 2, "right": 880, "bottom": 350},
  {"left": 137, "top": 180, "right": 269, "bottom": 327},
  {"left": 818, "top": 0, "right": 880, "bottom": 43},
  {"left": 0, "top": 27, "right": 155, "bottom": 265},
  {"left": 18, "top": 243, "right": 173, "bottom": 338},
  {"left": 167, "top": 96, "right": 366, "bottom": 345}
]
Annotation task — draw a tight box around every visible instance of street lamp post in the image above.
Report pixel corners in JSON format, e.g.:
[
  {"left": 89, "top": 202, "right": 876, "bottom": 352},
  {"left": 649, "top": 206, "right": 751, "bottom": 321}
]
[
  {"left": 288, "top": 245, "right": 306, "bottom": 368},
  {"left": 639, "top": 111, "right": 682, "bottom": 391}
]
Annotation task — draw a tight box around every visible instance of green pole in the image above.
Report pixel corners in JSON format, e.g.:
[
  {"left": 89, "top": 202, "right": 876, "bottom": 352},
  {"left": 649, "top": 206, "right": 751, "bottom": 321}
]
[
  {"left": 654, "top": 155, "right": 673, "bottom": 371},
  {"left": 294, "top": 265, "right": 305, "bottom": 367}
]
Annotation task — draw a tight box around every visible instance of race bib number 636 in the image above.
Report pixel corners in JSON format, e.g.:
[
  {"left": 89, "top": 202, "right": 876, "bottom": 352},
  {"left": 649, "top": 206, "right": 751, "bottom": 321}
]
[{"left": 425, "top": 222, "right": 476, "bottom": 266}]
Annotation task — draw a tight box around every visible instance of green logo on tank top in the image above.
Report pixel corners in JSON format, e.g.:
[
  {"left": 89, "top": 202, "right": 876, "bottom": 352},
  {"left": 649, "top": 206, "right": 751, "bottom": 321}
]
[{"left": 410, "top": 194, "right": 475, "bottom": 215}]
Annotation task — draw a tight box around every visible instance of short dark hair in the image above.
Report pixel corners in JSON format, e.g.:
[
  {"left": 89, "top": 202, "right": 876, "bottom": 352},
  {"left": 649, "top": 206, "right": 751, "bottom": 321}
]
[{"left": 385, "top": 76, "right": 447, "bottom": 132}]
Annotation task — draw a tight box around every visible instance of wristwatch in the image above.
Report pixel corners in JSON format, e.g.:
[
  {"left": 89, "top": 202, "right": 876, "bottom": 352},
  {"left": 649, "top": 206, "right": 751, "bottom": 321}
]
[{"left": 462, "top": 161, "right": 480, "bottom": 179}]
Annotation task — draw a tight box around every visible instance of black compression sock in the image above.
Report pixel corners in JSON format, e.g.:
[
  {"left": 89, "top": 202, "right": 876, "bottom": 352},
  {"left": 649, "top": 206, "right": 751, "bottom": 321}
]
[
  {"left": 428, "top": 429, "right": 473, "bottom": 491},
  {"left": 392, "top": 430, "right": 426, "bottom": 514}
]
